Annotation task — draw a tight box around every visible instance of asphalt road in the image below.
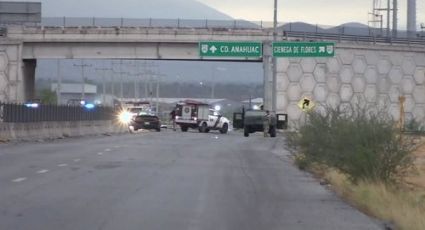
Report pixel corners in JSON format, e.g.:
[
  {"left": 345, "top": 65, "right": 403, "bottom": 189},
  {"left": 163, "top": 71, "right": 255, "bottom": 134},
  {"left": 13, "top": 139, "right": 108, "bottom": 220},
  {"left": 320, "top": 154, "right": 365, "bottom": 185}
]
[{"left": 0, "top": 130, "right": 383, "bottom": 230}]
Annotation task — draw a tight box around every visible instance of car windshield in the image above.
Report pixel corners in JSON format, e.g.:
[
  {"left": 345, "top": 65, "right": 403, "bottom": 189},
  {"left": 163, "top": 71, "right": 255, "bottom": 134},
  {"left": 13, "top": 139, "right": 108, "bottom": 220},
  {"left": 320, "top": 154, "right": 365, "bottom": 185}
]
[{"left": 129, "top": 108, "right": 143, "bottom": 113}]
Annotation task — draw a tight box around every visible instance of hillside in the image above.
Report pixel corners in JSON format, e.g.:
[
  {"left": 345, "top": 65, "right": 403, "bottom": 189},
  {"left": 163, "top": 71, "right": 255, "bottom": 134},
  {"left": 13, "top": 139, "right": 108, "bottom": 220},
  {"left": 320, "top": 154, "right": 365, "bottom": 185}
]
[{"left": 40, "top": 0, "right": 232, "bottom": 20}]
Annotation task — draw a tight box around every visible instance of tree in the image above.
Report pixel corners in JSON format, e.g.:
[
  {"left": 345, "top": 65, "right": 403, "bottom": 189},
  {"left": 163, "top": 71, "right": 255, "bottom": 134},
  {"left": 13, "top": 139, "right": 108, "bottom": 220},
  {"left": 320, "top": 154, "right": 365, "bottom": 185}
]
[{"left": 38, "top": 89, "right": 57, "bottom": 104}]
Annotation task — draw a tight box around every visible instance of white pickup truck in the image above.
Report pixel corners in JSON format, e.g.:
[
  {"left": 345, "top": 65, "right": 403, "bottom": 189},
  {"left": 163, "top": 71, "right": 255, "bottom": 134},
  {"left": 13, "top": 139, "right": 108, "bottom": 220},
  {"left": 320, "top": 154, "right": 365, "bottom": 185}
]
[{"left": 175, "top": 101, "right": 230, "bottom": 134}]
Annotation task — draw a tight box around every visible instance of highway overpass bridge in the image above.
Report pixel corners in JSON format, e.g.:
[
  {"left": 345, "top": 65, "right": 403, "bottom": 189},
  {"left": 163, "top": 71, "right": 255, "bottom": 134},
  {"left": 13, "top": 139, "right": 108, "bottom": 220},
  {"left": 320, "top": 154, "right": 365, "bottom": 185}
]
[{"left": 0, "top": 25, "right": 424, "bottom": 125}]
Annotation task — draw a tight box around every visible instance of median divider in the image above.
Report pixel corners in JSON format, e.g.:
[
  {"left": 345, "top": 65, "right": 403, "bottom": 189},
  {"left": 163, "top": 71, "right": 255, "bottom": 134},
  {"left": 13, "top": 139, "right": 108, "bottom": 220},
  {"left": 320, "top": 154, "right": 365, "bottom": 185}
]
[{"left": 0, "top": 120, "right": 128, "bottom": 142}]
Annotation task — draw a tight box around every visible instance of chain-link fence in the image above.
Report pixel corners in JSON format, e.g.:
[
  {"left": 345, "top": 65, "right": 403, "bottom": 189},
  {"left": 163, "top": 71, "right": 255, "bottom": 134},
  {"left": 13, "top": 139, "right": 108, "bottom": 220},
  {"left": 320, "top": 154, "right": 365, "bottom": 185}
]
[{"left": 0, "top": 103, "right": 115, "bottom": 123}]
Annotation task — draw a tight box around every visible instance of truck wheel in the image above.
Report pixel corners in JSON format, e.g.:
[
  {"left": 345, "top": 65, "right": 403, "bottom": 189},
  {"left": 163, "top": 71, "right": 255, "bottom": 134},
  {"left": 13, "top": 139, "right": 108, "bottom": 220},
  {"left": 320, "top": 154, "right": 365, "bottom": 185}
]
[
  {"left": 181, "top": 126, "right": 189, "bottom": 132},
  {"left": 220, "top": 123, "right": 228, "bottom": 134},
  {"left": 199, "top": 122, "right": 208, "bottom": 133},
  {"left": 244, "top": 126, "right": 249, "bottom": 137},
  {"left": 270, "top": 126, "right": 276, "bottom": 137}
]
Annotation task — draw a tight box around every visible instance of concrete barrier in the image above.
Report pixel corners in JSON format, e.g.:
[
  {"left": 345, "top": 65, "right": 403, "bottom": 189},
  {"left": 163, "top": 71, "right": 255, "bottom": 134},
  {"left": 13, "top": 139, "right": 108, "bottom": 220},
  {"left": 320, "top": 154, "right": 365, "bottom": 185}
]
[{"left": 0, "top": 120, "right": 128, "bottom": 142}]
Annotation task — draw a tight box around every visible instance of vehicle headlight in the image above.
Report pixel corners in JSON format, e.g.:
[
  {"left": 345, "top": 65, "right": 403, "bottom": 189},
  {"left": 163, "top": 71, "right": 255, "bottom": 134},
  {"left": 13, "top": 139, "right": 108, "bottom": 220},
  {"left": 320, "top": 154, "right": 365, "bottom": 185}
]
[{"left": 118, "top": 111, "right": 133, "bottom": 124}]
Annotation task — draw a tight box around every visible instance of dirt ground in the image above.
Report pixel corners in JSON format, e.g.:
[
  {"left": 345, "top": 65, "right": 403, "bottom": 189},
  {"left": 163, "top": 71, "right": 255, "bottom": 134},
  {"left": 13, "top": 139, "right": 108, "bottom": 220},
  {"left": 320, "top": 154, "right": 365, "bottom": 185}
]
[{"left": 407, "top": 138, "right": 425, "bottom": 189}]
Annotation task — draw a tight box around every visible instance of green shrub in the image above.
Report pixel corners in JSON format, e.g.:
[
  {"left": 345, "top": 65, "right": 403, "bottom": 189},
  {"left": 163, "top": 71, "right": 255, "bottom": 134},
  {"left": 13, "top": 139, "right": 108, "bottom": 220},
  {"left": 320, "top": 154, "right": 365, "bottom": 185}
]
[
  {"left": 287, "top": 106, "right": 415, "bottom": 184},
  {"left": 293, "top": 153, "right": 310, "bottom": 170},
  {"left": 405, "top": 119, "right": 425, "bottom": 133}
]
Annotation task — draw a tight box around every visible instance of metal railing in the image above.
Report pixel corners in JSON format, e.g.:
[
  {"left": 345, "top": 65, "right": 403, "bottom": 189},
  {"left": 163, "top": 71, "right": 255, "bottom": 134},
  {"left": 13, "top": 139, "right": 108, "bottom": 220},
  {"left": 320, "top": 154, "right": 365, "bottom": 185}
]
[
  {"left": 0, "top": 102, "right": 115, "bottom": 123},
  {"left": 39, "top": 17, "right": 266, "bottom": 30},
  {"left": 36, "top": 17, "right": 425, "bottom": 44},
  {"left": 35, "top": 17, "right": 424, "bottom": 37},
  {"left": 282, "top": 31, "right": 425, "bottom": 46},
  {"left": 2, "top": 17, "right": 423, "bottom": 45}
]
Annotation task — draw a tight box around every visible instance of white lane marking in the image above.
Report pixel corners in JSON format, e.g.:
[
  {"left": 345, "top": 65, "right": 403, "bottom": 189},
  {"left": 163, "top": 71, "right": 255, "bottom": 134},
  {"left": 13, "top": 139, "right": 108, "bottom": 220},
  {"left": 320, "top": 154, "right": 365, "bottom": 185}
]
[
  {"left": 74, "top": 159, "right": 81, "bottom": 162},
  {"left": 37, "top": 169, "right": 49, "bottom": 174},
  {"left": 97, "top": 152, "right": 103, "bottom": 156},
  {"left": 104, "top": 149, "right": 111, "bottom": 152},
  {"left": 12, "top": 177, "right": 27, "bottom": 183},
  {"left": 58, "top": 164, "right": 68, "bottom": 167},
  {"left": 114, "top": 146, "right": 120, "bottom": 148}
]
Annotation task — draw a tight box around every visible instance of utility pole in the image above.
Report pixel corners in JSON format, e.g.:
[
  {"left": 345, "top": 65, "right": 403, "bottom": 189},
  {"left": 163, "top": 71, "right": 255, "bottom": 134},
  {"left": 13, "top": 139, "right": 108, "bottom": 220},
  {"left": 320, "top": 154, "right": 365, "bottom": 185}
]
[
  {"left": 373, "top": 0, "right": 392, "bottom": 37},
  {"left": 107, "top": 60, "right": 115, "bottom": 97},
  {"left": 125, "top": 60, "right": 142, "bottom": 100},
  {"left": 272, "top": 0, "right": 278, "bottom": 112},
  {"left": 95, "top": 67, "right": 112, "bottom": 104},
  {"left": 120, "top": 60, "right": 123, "bottom": 99},
  {"left": 140, "top": 61, "right": 158, "bottom": 100},
  {"left": 392, "top": 0, "right": 397, "bottom": 37},
  {"left": 112, "top": 60, "right": 126, "bottom": 99},
  {"left": 112, "top": 70, "right": 128, "bottom": 99},
  {"left": 211, "top": 66, "right": 226, "bottom": 99},
  {"left": 135, "top": 62, "right": 140, "bottom": 100},
  {"left": 56, "top": 59, "right": 62, "bottom": 105},
  {"left": 387, "top": 0, "right": 390, "bottom": 37},
  {"left": 176, "top": 75, "right": 181, "bottom": 98},
  {"left": 74, "top": 60, "right": 92, "bottom": 101},
  {"left": 127, "top": 73, "right": 141, "bottom": 100},
  {"left": 153, "top": 73, "right": 166, "bottom": 116},
  {"left": 156, "top": 75, "right": 159, "bottom": 115}
]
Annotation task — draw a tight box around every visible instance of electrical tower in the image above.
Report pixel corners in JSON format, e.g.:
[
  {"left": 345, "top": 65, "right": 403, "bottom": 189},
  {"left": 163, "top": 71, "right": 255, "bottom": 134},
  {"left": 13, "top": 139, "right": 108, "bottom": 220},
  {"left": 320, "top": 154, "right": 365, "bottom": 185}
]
[{"left": 369, "top": 0, "right": 397, "bottom": 37}]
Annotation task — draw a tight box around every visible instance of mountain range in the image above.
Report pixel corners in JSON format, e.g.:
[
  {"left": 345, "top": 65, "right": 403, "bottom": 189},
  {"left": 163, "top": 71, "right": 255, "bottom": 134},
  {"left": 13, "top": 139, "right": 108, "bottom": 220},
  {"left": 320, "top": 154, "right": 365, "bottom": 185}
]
[{"left": 40, "top": 0, "right": 232, "bottom": 20}]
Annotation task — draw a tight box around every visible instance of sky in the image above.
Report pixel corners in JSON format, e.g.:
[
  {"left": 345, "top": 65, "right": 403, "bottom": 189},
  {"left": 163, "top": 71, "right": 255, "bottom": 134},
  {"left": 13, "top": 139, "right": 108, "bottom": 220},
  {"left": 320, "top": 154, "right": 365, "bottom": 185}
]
[
  {"left": 9, "top": 0, "right": 425, "bottom": 29},
  {"left": 199, "top": 0, "right": 425, "bottom": 29}
]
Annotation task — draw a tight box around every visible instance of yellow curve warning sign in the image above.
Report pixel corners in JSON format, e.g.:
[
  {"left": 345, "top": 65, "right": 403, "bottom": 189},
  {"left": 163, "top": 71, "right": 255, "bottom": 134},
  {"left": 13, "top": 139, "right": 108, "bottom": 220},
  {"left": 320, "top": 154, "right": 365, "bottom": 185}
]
[{"left": 297, "top": 97, "right": 315, "bottom": 112}]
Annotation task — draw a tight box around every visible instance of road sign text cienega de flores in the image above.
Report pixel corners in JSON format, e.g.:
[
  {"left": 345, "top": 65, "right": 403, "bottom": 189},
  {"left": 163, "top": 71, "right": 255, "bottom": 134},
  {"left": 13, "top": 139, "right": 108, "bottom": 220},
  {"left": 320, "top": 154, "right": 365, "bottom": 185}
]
[{"left": 273, "top": 42, "right": 335, "bottom": 57}]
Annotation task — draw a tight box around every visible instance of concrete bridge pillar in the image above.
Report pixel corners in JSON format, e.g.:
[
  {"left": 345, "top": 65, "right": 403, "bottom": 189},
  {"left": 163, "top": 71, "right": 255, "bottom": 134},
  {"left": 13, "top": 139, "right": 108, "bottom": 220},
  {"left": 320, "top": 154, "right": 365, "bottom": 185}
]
[
  {"left": 0, "top": 42, "right": 33, "bottom": 103},
  {"left": 262, "top": 42, "right": 273, "bottom": 111},
  {"left": 275, "top": 45, "right": 425, "bottom": 127}
]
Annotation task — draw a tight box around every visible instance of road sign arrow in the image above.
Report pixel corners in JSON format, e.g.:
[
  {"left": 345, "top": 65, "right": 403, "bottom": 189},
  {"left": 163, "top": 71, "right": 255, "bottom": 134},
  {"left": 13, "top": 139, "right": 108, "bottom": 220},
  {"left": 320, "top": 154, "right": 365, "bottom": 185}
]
[
  {"left": 297, "top": 97, "right": 315, "bottom": 112},
  {"left": 210, "top": 46, "right": 218, "bottom": 53}
]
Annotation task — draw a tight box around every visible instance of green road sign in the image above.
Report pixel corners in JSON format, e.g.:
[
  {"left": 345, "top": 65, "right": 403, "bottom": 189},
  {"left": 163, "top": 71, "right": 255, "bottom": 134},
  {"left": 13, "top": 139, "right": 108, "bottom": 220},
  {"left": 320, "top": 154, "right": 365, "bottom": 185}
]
[
  {"left": 199, "top": 41, "right": 262, "bottom": 57},
  {"left": 273, "top": 42, "right": 335, "bottom": 57}
]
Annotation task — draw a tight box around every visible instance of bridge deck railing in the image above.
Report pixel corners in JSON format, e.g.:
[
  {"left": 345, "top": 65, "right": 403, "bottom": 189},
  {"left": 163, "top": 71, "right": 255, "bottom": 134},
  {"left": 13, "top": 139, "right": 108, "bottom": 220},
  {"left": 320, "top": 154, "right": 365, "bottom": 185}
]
[
  {"left": 2, "top": 17, "right": 424, "bottom": 45},
  {"left": 33, "top": 17, "right": 424, "bottom": 37}
]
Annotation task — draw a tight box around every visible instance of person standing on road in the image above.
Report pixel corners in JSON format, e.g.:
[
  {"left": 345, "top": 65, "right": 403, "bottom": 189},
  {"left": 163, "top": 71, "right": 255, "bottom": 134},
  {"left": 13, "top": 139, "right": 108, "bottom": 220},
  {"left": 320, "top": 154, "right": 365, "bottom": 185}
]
[
  {"left": 263, "top": 110, "right": 270, "bottom": 137},
  {"left": 170, "top": 108, "right": 177, "bottom": 131}
]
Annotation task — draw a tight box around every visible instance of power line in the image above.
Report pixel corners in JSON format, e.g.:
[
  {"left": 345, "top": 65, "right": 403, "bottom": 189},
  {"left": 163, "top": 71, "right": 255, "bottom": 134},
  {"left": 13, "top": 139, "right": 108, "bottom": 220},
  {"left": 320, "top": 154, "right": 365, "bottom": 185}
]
[{"left": 73, "top": 60, "right": 92, "bottom": 100}]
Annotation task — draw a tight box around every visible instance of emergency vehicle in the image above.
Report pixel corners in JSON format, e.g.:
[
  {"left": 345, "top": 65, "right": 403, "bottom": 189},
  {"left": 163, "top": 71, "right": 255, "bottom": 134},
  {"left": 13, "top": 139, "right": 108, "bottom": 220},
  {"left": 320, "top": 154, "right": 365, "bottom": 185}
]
[
  {"left": 118, "top": 101, "right": 151, "bottom": 125},
  {"left": 174, "top": 100, "right": 229, "bottom": 134}
]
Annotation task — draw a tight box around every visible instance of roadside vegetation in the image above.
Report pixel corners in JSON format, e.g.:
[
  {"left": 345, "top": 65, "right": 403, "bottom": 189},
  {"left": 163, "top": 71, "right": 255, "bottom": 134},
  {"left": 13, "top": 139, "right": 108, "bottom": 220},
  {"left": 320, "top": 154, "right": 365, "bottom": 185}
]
[{"left": 286, "top": 106, "right": 425, "bottom": 230}]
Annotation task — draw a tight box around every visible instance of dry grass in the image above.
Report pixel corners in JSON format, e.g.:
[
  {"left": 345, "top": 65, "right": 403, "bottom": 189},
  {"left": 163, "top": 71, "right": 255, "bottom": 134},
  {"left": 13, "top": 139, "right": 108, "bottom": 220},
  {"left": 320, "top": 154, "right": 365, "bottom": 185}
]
[
  {"left": 296, "top": 134, "right": 425, "bottom": 230},
  {"left": 406, "top": 139, "right": 425, "bottom": 189},
  {"left": 321, "top": 169, "right": 425, "bottom": 230}
]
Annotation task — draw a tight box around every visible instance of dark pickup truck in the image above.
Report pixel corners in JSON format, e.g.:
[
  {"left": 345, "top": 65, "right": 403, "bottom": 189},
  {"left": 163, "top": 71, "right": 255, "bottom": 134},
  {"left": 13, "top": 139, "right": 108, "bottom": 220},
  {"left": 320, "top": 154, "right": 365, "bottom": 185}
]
[
  {"left": 233, "top": 110, "right": 287, "bottom": 137},
  {"left": 130, "top": 114, "right": 161, "bottom": 132}
]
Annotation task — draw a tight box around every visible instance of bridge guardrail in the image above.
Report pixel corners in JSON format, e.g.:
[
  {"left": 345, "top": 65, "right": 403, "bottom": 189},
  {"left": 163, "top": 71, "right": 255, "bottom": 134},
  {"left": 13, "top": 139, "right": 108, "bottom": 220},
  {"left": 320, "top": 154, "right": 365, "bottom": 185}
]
[
  {"left": 283, "top": 31, "right": 425, "bottom": 46},
  {"left": 38, "top": 17, "right": 266, "bottom": 30},
  {"left": 28, "top": 17, "right": 424, "bottom": 46},
  {"left": 0, "top": 102, "right": 115, "bottom": 123}
]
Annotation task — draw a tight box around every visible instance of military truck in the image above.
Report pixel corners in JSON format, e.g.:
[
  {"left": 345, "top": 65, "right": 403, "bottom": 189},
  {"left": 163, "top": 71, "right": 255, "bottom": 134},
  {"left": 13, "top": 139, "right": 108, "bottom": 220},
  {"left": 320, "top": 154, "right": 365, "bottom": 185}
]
[{"left": 233, "top": 110, "right": 287, "bottom": 137}]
